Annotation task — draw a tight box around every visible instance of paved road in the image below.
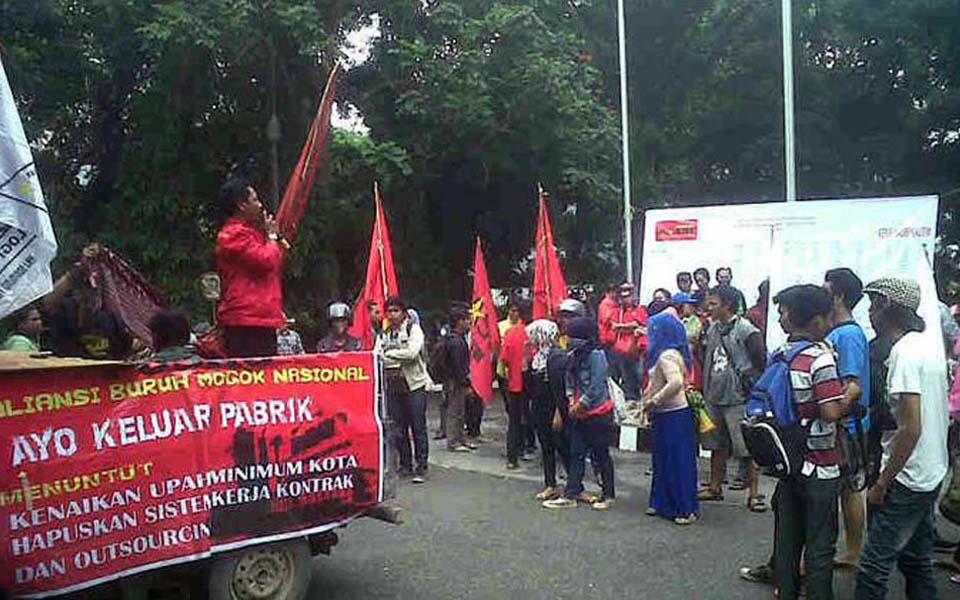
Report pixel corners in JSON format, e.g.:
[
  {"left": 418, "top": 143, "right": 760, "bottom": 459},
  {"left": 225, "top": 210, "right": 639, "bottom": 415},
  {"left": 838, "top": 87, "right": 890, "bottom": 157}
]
[
  {"left": 308, "top": 393, "right": 958, "bottom": 599},
  {"left": 311, "top": 467, "right": 957, "bottom": 599}
]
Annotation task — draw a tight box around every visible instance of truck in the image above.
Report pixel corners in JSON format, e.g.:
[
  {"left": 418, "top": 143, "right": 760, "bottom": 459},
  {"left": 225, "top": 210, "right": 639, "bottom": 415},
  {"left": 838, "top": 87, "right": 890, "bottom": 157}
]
[{"left": 0, "top": 350, "right": 399, "bottom": 600}]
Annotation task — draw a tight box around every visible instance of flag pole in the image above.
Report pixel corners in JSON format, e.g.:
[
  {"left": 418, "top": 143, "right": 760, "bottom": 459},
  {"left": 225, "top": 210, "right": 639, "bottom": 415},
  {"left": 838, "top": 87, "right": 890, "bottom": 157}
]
[
  {"left": 782, "top": 0, "right": 797, "bottom": 202},
  {"left": 538, "top": 183, "right": 552, "bottom": 318},
  {"left": 374, "top": 182, "right": 390, "bottom": 305},
  {"left": 617, "top": 0, "right": 634, "bottom": 281}
]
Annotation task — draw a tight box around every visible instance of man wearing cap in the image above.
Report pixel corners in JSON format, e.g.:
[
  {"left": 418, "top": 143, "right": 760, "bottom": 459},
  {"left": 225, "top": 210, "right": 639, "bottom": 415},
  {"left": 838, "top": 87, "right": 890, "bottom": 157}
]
[
  {"left": 610, "top": 283, "right": 647, "bottom": 401},
  {"left": 856, "top": 278, "right": 949, "bottom": 600},
  {"left": 317, "top": 302, "right": 362, "bottom": 353}
]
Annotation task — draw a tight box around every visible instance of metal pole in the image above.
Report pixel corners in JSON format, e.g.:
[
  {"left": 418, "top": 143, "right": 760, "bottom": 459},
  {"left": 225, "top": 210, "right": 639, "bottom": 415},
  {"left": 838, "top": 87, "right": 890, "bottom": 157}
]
[
  {"left": 617, "top": 0, "right": 633, "bottom": 281},
  {"left": 782, "top": 0, "right": 797, "bottom": 202}
]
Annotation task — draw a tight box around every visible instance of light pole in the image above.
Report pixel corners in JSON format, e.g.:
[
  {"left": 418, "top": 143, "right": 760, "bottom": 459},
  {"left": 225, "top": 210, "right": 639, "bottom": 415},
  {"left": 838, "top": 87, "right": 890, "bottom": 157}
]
[
  {"left": 782, "top": 0, "right": 797, "bottom": 202},
  {"left": 617, "top": 0, "right": 633, "bottom": 281}
]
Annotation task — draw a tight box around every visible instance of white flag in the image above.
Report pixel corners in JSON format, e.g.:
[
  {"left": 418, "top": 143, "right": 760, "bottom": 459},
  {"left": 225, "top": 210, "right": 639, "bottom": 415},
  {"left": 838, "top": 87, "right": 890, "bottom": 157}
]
[{"left": 0, "top": 57, "right": 57, "bottom": 320}]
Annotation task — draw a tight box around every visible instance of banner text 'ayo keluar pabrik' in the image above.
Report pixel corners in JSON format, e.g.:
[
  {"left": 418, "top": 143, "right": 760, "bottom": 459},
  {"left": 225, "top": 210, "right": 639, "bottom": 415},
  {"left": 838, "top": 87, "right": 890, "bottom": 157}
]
[{"left": 0, "top": 352, "right": 384, "bottom": 598}]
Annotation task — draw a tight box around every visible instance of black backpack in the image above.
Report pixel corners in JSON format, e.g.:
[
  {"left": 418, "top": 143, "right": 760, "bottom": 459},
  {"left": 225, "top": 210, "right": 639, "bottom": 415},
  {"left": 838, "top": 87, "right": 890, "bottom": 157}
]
[{"left": 427, "top": 334, "right": 451, "bottom": 382}]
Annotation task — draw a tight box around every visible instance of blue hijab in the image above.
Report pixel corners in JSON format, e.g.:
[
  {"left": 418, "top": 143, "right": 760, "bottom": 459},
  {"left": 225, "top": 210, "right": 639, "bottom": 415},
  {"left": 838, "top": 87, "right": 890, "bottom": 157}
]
[{"left": 646, "top": 312, "right": 692, "bottom": 373}]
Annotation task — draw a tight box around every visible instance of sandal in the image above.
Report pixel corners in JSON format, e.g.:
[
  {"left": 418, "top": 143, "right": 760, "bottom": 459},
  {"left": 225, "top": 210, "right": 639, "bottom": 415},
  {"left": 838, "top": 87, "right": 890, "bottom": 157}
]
[
  {"left": 698, "top": 488, "right": 724, "bottom": 501},
  {"left": 535, "top": 487, "right": 560, "bottom": 501},
  {"left": 729, "top": 478, "right": 748, "bottom": 491},
  {"left": 748, "top": 495, "right": 768, "bottom": 513}
]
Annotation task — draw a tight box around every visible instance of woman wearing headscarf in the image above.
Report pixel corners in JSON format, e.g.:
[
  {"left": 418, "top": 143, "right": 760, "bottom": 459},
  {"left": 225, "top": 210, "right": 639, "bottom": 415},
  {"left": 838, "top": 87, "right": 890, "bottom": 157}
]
[
  {"left": 642, "top": 312, "right": 699, "bottom": 524},
  {"left": 525, "top": 319, "right": 570, "bottom": 500},
  {"left": 542, "top": 317, "right": 616, "bottom": 511}
]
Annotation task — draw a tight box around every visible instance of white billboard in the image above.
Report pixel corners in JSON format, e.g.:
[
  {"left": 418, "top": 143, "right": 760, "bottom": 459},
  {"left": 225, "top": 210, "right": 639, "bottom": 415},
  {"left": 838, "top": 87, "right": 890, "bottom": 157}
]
[{"left": 640, "top": 196, "right": 941, "bottom": 352}]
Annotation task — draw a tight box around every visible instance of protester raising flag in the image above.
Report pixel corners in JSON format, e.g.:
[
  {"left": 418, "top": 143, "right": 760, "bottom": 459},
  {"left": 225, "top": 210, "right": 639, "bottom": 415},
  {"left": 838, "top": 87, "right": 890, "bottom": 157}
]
[
  {"left": 349, "top": 183, "right": 399, "bottom": 349},
  {"left": 532, "top": 184, "right": 567, "bottom": 320},
  {"left": 0, "top": 58, "right": 58, "bottom": 320},
  {"left": 469, "top": 237, "right": 501, "bottom": 403},
  {"left": 276, "top": 62, "right": 342, "bottom": 242}
]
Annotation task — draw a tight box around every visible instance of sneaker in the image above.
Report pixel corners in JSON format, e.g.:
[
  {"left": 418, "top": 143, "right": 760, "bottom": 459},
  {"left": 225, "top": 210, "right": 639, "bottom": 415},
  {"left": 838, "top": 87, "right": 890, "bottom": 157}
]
[
  {"left": 571, "top": 491, "right": 600, "bottom": 504},
  {"left": 449, "top": 445, "right": 472, "bottom": 453},
  {"left": 542, "top": 497, "right": 578, "bottom": 509},
  {"left": 739, "top": 564, "right": 773, "bottom": 585},
  {"left": 411, "top": 474, "right": 426, "bottom": 484},
  {"left": 592, "top": 498, "right": 615, "bottom": 511},
  {"left": 432, "top": 432, "right": 447, "bottom": 441},
  {"left": 520, "top": 452, "right": 535, "bottom": 462},
  {"left": 505, "top": 462, "right": 520, "bottom": 470},
  {"left": 464, "top": 442, "right": 478, "bottom": 450}
]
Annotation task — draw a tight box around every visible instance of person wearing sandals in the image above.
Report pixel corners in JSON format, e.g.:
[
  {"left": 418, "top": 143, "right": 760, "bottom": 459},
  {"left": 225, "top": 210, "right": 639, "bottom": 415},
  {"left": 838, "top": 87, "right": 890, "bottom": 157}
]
[
  {"left": 642, "top": 312, "right": 699, "bottom": 525},
  {"left": 543, "top": 318, "right": 616, "bottom": 510},
  {"left": 823, "top": 268, "right": 871, "bottom": 569},
  {"left": 699, "top": 285, "right": 767, "bottom": 511},
  {"left": 525, "top": 319, "right": 570, "bottom": 501}
]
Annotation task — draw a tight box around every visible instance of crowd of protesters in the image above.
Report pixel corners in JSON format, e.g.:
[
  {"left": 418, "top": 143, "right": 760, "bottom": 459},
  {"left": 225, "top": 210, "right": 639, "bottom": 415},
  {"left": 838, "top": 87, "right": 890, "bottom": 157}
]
[{"left": 3, "top": 176, "right": 960, "bottom": 597}]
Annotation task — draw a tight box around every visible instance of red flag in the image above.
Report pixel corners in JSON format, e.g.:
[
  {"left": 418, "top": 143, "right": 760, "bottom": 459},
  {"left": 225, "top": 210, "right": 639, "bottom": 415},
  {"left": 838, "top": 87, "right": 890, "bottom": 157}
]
[
  {"left": 276, "top": 62, "right": 342, "bottom": 242},
  {"left": 532, "top": 184, "right": 568, "bottom": 320},
  {"left": 349, "top": 183, "right": 400, "bottom": 349},
  {"left": 469, "top": 237, "right": 501, "bottom": 403}
]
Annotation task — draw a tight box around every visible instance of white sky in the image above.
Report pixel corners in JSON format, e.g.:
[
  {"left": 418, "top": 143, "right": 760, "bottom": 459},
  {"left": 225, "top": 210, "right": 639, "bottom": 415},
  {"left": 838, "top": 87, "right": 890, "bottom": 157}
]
[{"left": 332, "top": 15, "right": 381, "bottom": 134}]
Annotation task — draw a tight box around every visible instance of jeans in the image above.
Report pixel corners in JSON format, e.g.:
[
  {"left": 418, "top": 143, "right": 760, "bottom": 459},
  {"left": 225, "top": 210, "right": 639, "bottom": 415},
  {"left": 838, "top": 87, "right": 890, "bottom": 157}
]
[
  {"left": 444, "top": 380, "right": 467, "bottom": 448},
  {"left": 774, "top": 476, "right": 840, "bottom": 600},
  {"left": 506, "top": 391, "right": 525, "bottom": 465},
  {"left": 386, "top": 376, "right": 429, "bottom": 474},
  {"left": 565, "top": 412, "right": 615, "bottom": 501},
  {"left": 855, "top": 482, "right": 940, "bottom": 600}
]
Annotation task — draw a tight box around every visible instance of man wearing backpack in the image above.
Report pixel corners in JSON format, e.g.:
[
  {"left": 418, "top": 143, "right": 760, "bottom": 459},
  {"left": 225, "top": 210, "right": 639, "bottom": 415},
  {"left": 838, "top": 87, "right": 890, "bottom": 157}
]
[
  {"left": 855, "top": 278, "right": 949, "bottom": 600},
  {"left": 700, "top": 285, "right": 766, "bottom": 507},
  {"left": 769, "top": 285, "right": 851, "bottom": 600},
  {"left": 823, "top": 268, "right": 871, "bottom": 568}
]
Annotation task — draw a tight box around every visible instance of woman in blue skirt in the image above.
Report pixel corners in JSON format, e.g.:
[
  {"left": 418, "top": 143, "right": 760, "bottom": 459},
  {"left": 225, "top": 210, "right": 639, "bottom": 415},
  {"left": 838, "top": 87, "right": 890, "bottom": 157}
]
[{"left": 642, "top": 312, "right": 700, "bottom": 525}]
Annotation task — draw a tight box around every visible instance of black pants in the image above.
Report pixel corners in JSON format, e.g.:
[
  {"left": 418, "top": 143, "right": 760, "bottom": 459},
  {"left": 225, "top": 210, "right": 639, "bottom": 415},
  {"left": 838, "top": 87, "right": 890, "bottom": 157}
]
[
  {"left": 385, "top": 376, "right": 429, "bottom": 475},
  {"left": 526, "top": 372, "right": 568, "bottom": 487},
  {"left": 444, "top": 381, "right": 467, "bottom": 448},
  {"left": 466, "top": 395, "right": 484, "bottom": 437},
  {"left": 522, "top": 396, "right": 536, "bottom": 451},
  {"left": 223, "top": 326, "right": 278, "bottom": 358},
  {"left": 774, "top": 476, "right": 840, "bottom": 600},
  {"left": 506, "top": 391, "right": 526, "bottom": 465}
]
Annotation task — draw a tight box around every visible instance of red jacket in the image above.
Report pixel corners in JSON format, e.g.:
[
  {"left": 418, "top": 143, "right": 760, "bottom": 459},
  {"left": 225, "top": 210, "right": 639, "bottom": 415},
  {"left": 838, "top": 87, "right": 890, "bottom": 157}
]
[
  {"left": 598, "top": 296, "right": 618, "bottom": 347},
  {"left": 216, "top": 217, "right": 285, "bottom": 328}
]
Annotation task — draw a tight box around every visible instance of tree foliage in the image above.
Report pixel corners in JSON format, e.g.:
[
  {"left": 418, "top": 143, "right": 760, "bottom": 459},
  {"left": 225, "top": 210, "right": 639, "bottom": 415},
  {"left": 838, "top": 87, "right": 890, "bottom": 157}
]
[{"left": 5, "top": 0, "right": 960, "bottom": 335}]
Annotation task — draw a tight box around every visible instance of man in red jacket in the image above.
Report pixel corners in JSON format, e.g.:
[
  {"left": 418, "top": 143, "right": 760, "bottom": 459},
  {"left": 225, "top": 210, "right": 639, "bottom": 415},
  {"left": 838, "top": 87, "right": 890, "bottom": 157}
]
[{"left": 215, "top": 178, "right": 286, "bottom": 358}]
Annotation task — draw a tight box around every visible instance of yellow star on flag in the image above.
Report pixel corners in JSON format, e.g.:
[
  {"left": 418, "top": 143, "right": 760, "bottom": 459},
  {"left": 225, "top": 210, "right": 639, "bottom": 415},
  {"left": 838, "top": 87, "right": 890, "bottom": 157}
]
[
  {"left": 470, "top": 298, "right": 485, "bottom": 322},
  {"left": 17, "top": 181, "right": 32, "bottom": 196}
]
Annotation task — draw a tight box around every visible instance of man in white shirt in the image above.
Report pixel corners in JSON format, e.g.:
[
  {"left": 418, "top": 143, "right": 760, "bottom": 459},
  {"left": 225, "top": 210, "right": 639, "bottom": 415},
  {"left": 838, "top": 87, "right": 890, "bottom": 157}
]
[{"left": 856, "top": 277, "right": 949, "bottom": 600}]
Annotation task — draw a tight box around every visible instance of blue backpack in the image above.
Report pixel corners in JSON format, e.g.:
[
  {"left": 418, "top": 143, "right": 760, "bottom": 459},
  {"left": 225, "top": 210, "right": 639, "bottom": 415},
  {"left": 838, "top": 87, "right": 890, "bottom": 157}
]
[{"left": 740, "top": 341, "right": 813, "bottom": 478}]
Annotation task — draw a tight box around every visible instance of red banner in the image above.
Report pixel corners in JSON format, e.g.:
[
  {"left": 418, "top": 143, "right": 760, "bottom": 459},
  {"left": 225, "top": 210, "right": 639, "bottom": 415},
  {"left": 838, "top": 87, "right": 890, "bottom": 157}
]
[
  {"left": 0, "top": 353, "right": 383, "bottom": 598},
  {"left": 654, "top": 219, "right": 699, "bottom": 241}
]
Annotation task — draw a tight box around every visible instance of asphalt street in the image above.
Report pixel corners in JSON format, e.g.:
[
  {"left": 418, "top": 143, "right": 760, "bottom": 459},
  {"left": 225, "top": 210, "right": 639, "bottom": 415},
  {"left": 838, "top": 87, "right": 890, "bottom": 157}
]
[{"left": 308, "top": 395, "right": 959, "bottom": 599}]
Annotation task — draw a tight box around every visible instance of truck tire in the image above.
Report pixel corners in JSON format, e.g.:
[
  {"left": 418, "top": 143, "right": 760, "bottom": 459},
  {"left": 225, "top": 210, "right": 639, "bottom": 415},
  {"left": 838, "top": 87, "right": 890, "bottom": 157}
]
[{"left": 208, "top": 539, "right": 313, "bottom": 600}]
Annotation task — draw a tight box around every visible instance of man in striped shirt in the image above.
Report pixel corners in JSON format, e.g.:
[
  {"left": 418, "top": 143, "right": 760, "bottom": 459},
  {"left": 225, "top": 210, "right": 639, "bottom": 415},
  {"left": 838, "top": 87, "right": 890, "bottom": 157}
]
[{"left": 772, "top": 284, "right": 853, "bottom": 600}]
